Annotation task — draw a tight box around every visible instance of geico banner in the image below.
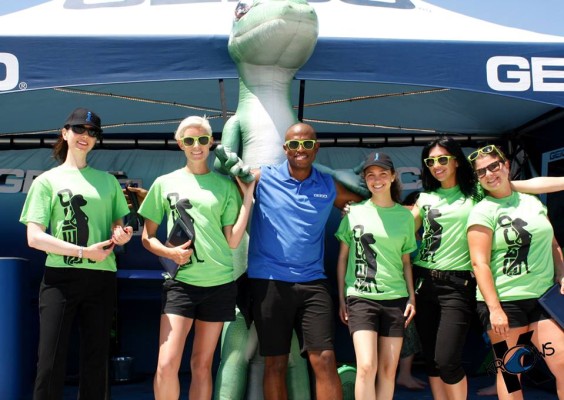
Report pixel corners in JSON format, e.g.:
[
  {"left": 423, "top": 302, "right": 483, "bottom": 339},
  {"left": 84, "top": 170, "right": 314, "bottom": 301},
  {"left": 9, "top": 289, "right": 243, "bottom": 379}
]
[{"left": 0, "top": 52, "right": 18, "bottom": 91}]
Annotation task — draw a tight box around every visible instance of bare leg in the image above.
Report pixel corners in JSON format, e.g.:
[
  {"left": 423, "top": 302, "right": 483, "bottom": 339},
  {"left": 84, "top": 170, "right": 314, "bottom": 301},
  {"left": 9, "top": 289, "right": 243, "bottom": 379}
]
[
  {"left": 352, "top": 330, "right": 378, "bottom": 400},
  {"left": 154, "top": 314, "right": 193, "bottom": 400},
  {"left": 308, "top": 350, "right": 343, "bottom": 400},
  {"left": 531, "top": 319, "right": 564, "bottom": 399},
  {"left": 189, "top": 320, "right": 224, "bottom": 400},
  {"left": 375, "top": 336, "right": 403, "bottom": 400},
  {"left": 486, "top": 326, "right": 528, "bottom": 400},
  {"left": 428, "top": 376, "right": 449, "bottom": 400},
  {"left": 263, "top": 354, "right": 289, "bottom": 400},
  {"left": 444, "top": 375, "right": 468, "bottom": 400}
]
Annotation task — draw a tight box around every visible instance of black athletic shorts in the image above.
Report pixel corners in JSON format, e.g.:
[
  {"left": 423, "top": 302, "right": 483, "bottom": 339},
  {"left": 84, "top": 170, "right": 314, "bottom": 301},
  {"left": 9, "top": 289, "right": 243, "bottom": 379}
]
[
  {"left": 346, "top": 295, "right": 407, "bottom": 337},
  {"left": 250, "top": 278, "right": 335, "bottom": 356},
  {"left": 161, "top": 279, "right": 236, "bottom": 322}
]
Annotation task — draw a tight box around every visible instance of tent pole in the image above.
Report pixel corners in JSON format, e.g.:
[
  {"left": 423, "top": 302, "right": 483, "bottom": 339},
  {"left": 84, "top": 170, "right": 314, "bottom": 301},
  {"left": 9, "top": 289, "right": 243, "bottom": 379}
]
[{"left": 298, "top": 80, "right": 305, "bottom": 122}]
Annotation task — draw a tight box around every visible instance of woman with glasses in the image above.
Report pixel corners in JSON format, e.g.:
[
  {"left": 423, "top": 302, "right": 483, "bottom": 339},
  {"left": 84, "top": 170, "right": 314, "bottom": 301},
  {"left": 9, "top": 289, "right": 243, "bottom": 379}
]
[
  {"left": 137, "top": 115, "right": 255, "bottom": 400},
  {"left": 20, "top": 108, "right": 134, "bottom": 400},
  {"left": 335, "top": 151, "right": 417, "bottom": 400},
  {"left": 467, "top": 145, "right": 564, "bottom": 400},
  {"left": 411, "top": 137, "right": 564, "bottom": 400}
]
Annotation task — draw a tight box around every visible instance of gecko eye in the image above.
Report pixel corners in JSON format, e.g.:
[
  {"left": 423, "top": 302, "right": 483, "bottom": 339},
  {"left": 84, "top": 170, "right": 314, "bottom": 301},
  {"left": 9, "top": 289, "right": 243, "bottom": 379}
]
[{"left": 235, "top": 0, "right": 252, "bottom": 20}]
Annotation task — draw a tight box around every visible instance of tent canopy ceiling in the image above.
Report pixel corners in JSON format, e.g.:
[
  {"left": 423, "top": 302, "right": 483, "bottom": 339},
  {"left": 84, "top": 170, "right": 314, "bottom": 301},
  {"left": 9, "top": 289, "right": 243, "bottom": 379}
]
[{"left": 1, "top": 1, "right": 563, "bottom": 140}]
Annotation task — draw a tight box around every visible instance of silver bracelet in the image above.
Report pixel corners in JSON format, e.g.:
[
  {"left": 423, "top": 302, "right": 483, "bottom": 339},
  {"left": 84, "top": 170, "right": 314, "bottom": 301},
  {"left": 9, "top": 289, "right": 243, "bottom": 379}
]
[{"left": 78, "top": 246, "right": 83, "bottom": 259}]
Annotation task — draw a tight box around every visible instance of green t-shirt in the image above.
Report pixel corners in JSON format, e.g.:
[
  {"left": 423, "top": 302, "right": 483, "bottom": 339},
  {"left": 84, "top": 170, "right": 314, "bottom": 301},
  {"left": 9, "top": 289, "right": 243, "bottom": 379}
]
[
  {"left": 138, "top": 168, "right": 241, "bottom": 287},
  {"left": 335, "top": 200, "right": 417, "bottom": 300},
  {"left": 414, "top": 185, "right": 475, "bottom": 271},
  {"left": 19, "top": 166, "right": 130, "bottom": 271},
  {"left": 467, "top": 191, "right": 554, "bottom": 301}
]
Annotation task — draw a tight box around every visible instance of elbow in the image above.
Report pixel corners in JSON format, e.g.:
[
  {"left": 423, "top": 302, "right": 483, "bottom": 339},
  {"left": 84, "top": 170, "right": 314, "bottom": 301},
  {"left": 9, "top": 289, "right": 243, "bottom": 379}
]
[
  {"left": 27, "top": 235, "right": 41, "bottom": 250},
  {"left": 141, "top": 236, "right": 152, "bottom": 251},
  {"left": 470, "top": 258, "right": 488, "bottom": 275}
]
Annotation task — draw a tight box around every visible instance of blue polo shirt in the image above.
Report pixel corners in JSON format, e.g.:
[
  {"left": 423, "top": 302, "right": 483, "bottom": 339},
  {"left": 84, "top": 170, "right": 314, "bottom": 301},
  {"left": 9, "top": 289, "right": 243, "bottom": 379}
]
[{"left": 248, "top": 161, "right": 337, "bottom": 282}]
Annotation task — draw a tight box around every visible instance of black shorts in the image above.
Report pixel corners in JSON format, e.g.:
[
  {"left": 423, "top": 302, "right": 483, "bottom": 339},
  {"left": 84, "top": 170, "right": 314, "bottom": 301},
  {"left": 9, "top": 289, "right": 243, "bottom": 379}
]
[
  {"left": 161, "top": 279, "right": 236, "bottom": 322},
  {"left": 250, "top": 279, "right": 335, "bottom": 356},
  {"left": 477, "top": 298, "right": 550, "bottom": 331},
  {"left": 346, "top": 296, "right": 407, "bottom": 337}
]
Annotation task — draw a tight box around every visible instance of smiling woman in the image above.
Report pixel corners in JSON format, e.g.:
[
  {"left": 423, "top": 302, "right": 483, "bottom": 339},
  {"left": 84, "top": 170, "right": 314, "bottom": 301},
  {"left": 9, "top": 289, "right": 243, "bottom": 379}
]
[
  {"left": 335, "top": 150, "right": 417, "bottom": 400},
  {"left": 19, "top": 107, "right": 133, "bottom": 400},
  {"left": 467, "top": 145, "right": 564, "bottom": 400},
  {"left": 136, "top": 115, "right": 256, "bottom": 400}
]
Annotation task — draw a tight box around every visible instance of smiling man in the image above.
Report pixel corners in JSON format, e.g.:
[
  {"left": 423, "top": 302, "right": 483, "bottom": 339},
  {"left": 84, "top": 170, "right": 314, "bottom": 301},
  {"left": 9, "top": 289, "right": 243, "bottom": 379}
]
[{"left": 245, "top": 122, "right": 362, "bottom": 400}]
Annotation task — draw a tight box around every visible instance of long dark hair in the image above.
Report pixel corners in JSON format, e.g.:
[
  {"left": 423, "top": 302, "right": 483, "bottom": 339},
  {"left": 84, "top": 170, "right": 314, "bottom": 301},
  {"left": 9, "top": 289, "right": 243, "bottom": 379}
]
[
  {"left": 420, "top": 136, "right": 478, "bottom": 200},
  {"left": 52, "top": 129, "right": 68, "bottom": 164},
  {"left": 390, "top": 169, "right": 402, "bottom": 204}
]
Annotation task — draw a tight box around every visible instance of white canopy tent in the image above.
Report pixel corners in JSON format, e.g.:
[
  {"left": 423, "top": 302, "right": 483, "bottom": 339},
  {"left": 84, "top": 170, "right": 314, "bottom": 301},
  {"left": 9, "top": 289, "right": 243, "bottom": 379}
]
[{"left": 1, "top": 0, "right": 563, "bottom": 140}]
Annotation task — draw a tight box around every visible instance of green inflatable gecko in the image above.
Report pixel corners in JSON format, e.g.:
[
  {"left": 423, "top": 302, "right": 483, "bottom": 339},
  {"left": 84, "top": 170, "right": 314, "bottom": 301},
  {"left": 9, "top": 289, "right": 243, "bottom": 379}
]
[
  {"left": 213, "top": 0, "right": 318, "bottom": 399},
  {"left": 215, "top": 0, "right": 319, "bottom": 169}
]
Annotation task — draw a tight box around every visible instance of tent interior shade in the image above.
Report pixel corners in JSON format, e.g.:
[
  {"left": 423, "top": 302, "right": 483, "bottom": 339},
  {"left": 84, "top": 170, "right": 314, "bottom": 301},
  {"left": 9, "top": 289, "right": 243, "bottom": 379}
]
[{"left": 0, "top": 1, "right": 563, "bottom": 146}]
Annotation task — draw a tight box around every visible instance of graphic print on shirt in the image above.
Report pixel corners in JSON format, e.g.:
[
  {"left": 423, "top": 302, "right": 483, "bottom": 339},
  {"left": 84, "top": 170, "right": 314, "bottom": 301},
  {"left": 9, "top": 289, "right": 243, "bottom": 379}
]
[
  {"left": 167, "top": 193, "right": 204, "bottom": 264},
  {"left": 498, "top": 215, "right": 531, "bottom": 276},
  {"left": 58, "top": 189, "right": 94, "bottom": 265},
  {"left": 353, "top": 225, "right": 383, "bottom": 294},
  {"left": 419, "top": 206, "right": 443, "bottom": 263}
]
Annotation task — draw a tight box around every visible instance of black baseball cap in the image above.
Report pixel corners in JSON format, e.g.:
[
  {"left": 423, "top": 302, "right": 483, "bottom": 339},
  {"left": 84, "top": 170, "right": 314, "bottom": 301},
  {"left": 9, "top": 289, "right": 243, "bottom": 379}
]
[
  {"left": 363, "top": 151, "right": 394, "bottom": 171},
  {"left": 64, "top": 108, "right": 103, "bottom": 133}
]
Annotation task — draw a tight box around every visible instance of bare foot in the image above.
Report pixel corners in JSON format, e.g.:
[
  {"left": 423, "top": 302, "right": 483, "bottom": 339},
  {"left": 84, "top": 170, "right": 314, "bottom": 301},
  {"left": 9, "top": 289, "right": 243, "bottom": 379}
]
[
  {"left": 477, "top": 383, "right": 497, "bottom": 396},
  {"left": 396, "top": 375, "right": 427, "bottom": 390}
]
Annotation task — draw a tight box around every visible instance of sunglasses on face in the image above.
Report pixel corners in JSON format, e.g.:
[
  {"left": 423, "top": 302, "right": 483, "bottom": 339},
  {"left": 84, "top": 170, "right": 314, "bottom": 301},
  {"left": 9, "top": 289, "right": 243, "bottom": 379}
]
[
  {"left": 475, "top": 160, "right": 503, "bottom": 178},
  {"left": 468, "top": 145, "right": 505, "bottom": 162},
  {"left": 423, "top": 155, "right": 456, "bottom": 168},
  {"left": 70, "top": 125, "right": 101, "bottom": 138},
  {"left": 284, "top": 139, "right": 317, "bottom": 150},
  {"left": 182, "top": 135, "right": 211, "bottom": 146}
]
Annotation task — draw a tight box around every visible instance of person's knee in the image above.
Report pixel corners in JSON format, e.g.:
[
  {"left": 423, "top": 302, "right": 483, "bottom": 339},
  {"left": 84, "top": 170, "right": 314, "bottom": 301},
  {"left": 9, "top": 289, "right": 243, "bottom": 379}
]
[
  {"left": 191, "top": 353, "right": 214, "bottom": 378},
  {"left": 309, "top": 350, "right": 337, "bottom": 377},
  {"left": 438, "top": 363, "right": 465, "bottom": 385},
  {"left": 156, "top": 360, "right": 179, "bottom": 379},
  {"left": 157, "top": 353, "right": 183, "bottom": 379},
  {"left": 265, "top": 355, "right": 289, "bottom": 376},
  {"left": 355, "top": 361, "right": 377, "bottom": 381}
]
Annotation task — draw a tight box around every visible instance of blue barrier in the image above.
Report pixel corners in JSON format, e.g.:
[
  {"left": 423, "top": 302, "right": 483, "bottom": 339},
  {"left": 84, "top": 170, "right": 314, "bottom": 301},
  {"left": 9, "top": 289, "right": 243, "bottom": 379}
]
[{"left": 0, "top": 258, "right": 31, "bottom": 400}]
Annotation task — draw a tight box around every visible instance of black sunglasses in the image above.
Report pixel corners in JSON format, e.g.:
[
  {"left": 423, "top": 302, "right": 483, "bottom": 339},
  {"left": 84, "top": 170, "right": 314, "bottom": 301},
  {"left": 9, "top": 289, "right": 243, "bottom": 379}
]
[
  {"left": 285, "top": 139, "right": 317, "bottom": 150},
  {"left": 475, "top": 160, "right": 502, "bottom": 178},
  {"left": 182, "top": 135, "right": 211, "bottom": 146},
  {"left": 70, "top": 125, "right": 101, "bottom": 138}
]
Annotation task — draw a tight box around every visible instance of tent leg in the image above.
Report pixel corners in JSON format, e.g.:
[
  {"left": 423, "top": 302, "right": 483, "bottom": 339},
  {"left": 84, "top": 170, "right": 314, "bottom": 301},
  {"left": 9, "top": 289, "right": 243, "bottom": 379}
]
[{"left": 298, "top": 80, "right": 305, "bottom": 122}]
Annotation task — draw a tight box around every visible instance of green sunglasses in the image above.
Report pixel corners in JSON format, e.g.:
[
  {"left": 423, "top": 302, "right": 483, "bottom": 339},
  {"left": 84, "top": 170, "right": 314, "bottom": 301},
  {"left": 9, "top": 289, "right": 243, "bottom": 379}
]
[
  {"left": 468, "top": 145, "right": 505, "bottom": 162},
  {"left": 424, "top": 155, "right": 456, "bottom": 168},
  {"left": 182, "top": 135, "right": 211, "bottom": 146},
  {"left": 285, "top": 139, "right": 317, "bottom": 150}
]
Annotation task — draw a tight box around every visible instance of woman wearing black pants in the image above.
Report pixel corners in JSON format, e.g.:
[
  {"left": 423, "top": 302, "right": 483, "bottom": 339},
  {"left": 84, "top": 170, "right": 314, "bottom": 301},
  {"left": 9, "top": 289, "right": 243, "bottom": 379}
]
[
  {"left": 20, "top": 108, "right": 133, "bottom": 400},
  {"left": 411, "top": 137, "right": 564, "bottom": 400}
]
